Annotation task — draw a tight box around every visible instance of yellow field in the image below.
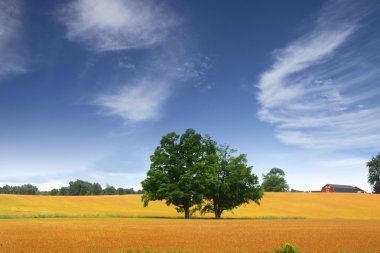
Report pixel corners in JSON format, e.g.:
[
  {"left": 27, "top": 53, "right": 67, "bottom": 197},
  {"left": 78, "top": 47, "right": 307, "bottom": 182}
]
[
  {"left": 0, "top": 192, "right": 379, "bottom": 219},
  {"left": 0, "top": 218, "right": 379, "bottom": 253},
  {"left": 1, "top": 193, "right": 380, "bottom": 253}
]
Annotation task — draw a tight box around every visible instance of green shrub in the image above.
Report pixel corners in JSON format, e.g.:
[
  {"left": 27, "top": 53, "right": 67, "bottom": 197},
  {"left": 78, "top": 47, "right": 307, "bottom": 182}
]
[{"left": 273, "top": 243, "right": 303, "bottom": 253}]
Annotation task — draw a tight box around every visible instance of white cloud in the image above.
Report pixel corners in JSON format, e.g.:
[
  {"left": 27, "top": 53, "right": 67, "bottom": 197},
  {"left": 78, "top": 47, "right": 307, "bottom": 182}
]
[
  {"left": 97, "top": 78, "right": 171, "bottom": 122},
  {"left": 32, "top": 179, "right": 69, "bottom": 191},
  {"left": 257, "top": 0, "right": 380, "bottom": 149},
  {"left": 59, "top": 0, "right": 179, "bottom": 52},
  {"left": 318, "top": 157, "right": 368, "bottom": 170},
  {"left": 88, "top": 171, "right": 145, "bottom": 189},
  {"left": 176, "top": 55, "right": 212, "bottom": 83},
  {"left": 59, "top": 0, "right": 210, "bottom": 122},
  {"left": 95, "top": 52, "right": 212, "bottom": 123},
  {"left": 0, "top": 0, "right": 25, "bottom": 77}
]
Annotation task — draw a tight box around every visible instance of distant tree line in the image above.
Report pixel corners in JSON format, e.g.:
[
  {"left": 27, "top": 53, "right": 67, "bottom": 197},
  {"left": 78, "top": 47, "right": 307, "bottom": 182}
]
[
  {"left": 50, "top": 180, "right": 143, "bottom": 196},
  {"left": 0, "top": 180, "right": 143, "bottom": 196},
  {"left": 0, "top": 184, "right": 39, "bottom": 195}
]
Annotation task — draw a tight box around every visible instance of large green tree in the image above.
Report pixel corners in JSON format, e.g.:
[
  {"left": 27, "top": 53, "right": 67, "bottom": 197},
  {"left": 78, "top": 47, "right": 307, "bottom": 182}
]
[
  {"left": 202, "top": 145, "right": 264, "bottom": 218},
  {"left": 141, "top": 129, "right": 213, "bottom": 219},
  {"left": 367, "top": 153, "right": 380, "bottom": 194},
  {"left": 262, "top": 168, "right": 289, "bottom": 192}
]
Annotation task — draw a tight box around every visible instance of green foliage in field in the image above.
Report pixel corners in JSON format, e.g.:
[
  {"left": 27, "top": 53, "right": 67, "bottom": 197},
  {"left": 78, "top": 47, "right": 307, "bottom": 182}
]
[{"left": 272, "top": 243, "right": 304, "bottom": 253}]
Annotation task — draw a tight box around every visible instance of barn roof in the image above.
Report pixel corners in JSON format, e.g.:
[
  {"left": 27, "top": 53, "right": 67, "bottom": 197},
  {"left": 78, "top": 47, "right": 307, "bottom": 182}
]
[
  {"left": 355, "top": 186, "right": 366, "bottom": 192},
  {"left": 327, "top": 184, "right": 357, "bottom": 193}
]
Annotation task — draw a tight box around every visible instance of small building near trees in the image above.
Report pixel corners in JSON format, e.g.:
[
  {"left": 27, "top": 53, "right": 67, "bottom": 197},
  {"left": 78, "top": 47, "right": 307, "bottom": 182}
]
[{"left": 321, "top": 184, "right": 366, "bottom": 193}]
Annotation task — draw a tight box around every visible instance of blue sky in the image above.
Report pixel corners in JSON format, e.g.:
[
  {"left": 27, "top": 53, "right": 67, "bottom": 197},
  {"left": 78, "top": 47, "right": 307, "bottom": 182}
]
[{"left": 1, "top": 0, "right": 380, "bottom": 192}]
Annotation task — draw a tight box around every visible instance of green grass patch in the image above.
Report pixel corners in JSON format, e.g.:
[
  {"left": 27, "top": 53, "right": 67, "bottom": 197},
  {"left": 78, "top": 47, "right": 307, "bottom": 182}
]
[{"left": 0, "top": 214, "right": 307, "bottom": 220}]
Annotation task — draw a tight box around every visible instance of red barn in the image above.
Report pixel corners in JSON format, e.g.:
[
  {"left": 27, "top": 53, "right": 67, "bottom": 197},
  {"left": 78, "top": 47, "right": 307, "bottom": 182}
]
[{"left": 321, "top": 184, "right": 361, "bottom": 193}]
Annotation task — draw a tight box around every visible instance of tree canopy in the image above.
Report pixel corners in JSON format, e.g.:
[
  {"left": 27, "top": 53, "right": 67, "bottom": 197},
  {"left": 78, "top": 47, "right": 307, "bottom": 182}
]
[
  {"left": 367, "top": 153, "right": 380, "bottom": 194},
  {"left": 68, "top": 180, "right": 93, "bottom": 195},
  {"left": 141, "top": 129, "right": 263, "bottom": 219},
  {"left": 141, "top": 129, "right": 212, "bottom": 219},
  {"left": 201, "top": 144, "right": 263, "bottom": 218},
  {"left": 261, "top": 168, "right": 289, "bottom": 192}
]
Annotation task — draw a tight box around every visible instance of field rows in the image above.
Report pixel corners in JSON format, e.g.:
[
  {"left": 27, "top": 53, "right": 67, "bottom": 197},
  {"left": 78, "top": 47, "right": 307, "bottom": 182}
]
[
  {"left": 0, "top": 218, "right": 379, "bottom": 253},
  {"left": 1, "top": 193, "right": 380, "bottom": 220},
  {"left": 1, "top": 193, "right": 379, "bottom": 252}
]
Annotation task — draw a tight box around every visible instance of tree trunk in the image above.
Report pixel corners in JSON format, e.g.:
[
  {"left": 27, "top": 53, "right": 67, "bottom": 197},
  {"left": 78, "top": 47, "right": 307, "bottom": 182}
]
[
  {"left": 215, "top": 209, "right": 222, "bottom": 219},
  {"left": 213, "top": 200, "right": 222, "bottom": 219},
  {"left": 184, "top": 207, "right": 190, "bottom": 219},
  {"left": 374, "top": 184, "right": 380, "bottom": 194}
]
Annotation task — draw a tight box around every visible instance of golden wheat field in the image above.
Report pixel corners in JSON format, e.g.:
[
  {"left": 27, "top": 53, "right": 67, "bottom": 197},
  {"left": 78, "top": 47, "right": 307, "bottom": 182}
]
[
  {"left": 1, "top": 192, "right": 379, "bottom": 219},
  {"left": 1, "top": 218, "right": 379, "bottom": 253},
  {"left": 1, "top": 193, "right": 380, "bottom": 253}
]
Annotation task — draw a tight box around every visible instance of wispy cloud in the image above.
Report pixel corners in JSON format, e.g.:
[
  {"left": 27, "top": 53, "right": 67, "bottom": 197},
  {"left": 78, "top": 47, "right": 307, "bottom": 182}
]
[
  {"left": 58, "top": 0, "right": 179, "bottom": 52},
  {"left": 257, "top": 0, "right": 380, "bottom": 149},
  {"left": 318, "top": 157, "right": 368, "bottom": 170},
  {"left": 0, "top": 0, "right": 25, "bottom": 78},
  {"left": 97, "top": 78, "right": 171, "bottom": 122},
  {"left": 59, "top": 0, "right": 210, "bottom": 122},
  {"left": 96, "top": 53, "right": 211, "bottom": 122}
]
